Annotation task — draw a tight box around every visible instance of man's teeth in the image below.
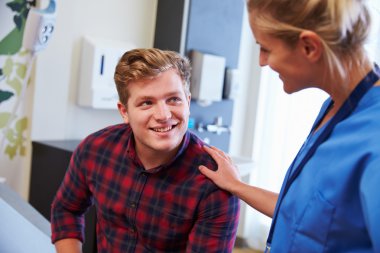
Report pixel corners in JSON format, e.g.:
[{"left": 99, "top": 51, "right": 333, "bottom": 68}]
[{"left": 153, "top": 126, "right": 172, "bottom": 132}]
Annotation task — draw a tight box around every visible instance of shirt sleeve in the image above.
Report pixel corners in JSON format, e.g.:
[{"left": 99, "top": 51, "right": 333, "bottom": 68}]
[
  {"left": 360, "top": 156, "right": 380, "bottom": 253},
  {"left": 50, "top": 142, "right": 93, "bottom": 243},
  {"left": 186, "top": 185, "right": 240, "bottom": 253}
]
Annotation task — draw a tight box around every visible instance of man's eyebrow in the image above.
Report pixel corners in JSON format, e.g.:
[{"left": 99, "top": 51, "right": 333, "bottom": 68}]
[
  {"left": 135, "top": 96, "right": 153, "bottom": 101},
  {"left": 165, "top": 91, "right": 182, "bottom": 96}
]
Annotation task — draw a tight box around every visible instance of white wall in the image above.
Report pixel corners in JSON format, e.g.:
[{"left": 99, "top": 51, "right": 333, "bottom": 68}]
[
  {"left": 228, "top": 9, "right": 261, "bottom": 158},
  {"left": 31, "top": 0, "right": 158, "bottom": 140}
]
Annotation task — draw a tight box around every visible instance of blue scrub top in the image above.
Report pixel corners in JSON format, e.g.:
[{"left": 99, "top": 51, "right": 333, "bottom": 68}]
[{"left": 270, "top": 86, "right": 380, "bottom": 252}]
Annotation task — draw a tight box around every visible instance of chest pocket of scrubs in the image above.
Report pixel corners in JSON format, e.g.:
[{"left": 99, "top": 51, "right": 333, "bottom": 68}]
[{"left": 290, "top": 191, "right": 335, "bottom": 252}]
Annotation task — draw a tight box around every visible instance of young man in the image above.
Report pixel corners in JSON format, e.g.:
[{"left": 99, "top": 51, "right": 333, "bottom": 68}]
[{"left": 51, "top": 48, "right": 240, "bottom": 253}]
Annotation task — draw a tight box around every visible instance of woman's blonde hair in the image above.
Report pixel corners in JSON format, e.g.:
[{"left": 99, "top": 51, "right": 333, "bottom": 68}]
[
  {"left": 114, "top": 48, "right": 191, "bottom": 105},
  {"left": 247, "top": 0, "right": 371, "bottom": 80}
]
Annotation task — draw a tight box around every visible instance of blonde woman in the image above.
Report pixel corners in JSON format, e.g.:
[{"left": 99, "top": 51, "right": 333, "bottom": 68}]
[{"left": 200, "top": 0, "right": 380, "bottom": 252}]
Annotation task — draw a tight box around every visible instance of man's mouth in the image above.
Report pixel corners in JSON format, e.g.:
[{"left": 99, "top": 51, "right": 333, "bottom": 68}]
[{"left": 152, "top": 124, "right": 177, "bottom": 132}]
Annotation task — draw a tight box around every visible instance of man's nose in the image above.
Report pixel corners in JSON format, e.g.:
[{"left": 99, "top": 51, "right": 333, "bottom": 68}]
[{"left": 154, "top": 103, "right": 171, "bottom": 120}]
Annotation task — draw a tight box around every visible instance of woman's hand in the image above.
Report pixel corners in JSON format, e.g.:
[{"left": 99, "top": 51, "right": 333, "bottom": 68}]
[
  {"left": 198, "top": 145, "right": 242, "bottom": 193},
  {"left": 200, "top": 145, "right": 277, "bottom": 217}
]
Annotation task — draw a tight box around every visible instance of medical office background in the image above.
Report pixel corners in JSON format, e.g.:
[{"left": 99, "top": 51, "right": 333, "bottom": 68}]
[{"left": 0, "top": 0, "right": 379, "bottom": 250}]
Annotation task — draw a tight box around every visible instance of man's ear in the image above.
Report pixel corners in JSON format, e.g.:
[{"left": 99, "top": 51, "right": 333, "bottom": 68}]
[
  {"left": 117, "top": 101, "right": 129, "bottom": 123},
  {"left": 298, "top": 30, "right": 323, "bottom": 62}
]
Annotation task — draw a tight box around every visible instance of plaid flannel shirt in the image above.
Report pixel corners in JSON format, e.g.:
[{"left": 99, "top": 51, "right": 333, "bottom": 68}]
[{"left": 51, "top": 124, "right": 240, "bottom": 252}]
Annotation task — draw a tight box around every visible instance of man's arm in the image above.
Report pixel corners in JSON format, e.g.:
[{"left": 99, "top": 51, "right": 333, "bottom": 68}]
[
  {"left": 186, "top": 187, "right": 240, "bottom": 253},
  {"left": 55, "top": 238, "right": 82, "bottom": 253},
  {"left": 51, "top": 143, "right": 92, "bottom": 248}
]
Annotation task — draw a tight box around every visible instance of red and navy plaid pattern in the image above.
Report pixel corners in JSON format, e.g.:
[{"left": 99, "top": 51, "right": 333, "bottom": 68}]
[{"left": 51, "top": 124, "right": 240, "bottom": 252}]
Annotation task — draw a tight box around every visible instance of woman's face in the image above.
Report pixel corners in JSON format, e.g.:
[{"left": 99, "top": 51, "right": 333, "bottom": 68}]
[{"left": 249, "top": 13, "right": 318, "bottom": 94}]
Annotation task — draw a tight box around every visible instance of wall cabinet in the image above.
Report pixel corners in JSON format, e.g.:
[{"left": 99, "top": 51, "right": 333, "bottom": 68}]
[{"left": 154, "top": 0, "right": 244, "bottom": 68}]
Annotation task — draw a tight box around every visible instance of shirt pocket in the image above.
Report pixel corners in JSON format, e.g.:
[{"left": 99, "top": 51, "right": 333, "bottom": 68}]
[
  {"left": 143, "top": 210, "right": 194, "bottom": 252},
  {"left": 290, "top": 191, "right": 335, "bottom": 253}
]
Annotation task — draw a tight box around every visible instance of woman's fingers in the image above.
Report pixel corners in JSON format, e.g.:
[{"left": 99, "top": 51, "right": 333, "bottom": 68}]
[
  {"left": 204, "top": 145, "right": 235, "bottom": 167},
  {"left": 199, "top": 145, "right": 241, "bottom": 192},
  {"left": 203, "top": 145, "right": 229, "bottom": 162},
  {"left": 198, "top": 165, "right": 216, "bottom": 178}
]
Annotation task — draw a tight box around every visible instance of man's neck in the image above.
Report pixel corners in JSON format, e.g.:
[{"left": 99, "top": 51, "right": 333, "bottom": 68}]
[{"left": 136, "top": 146, "right": 180, "bottom": 170}]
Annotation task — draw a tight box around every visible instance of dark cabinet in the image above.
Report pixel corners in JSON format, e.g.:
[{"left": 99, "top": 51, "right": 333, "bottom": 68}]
[
  {"left": 154, "top": 0, "right": 245, "bottom": 68},
  {"left": 29, "top": 140, "right": 96, "bottom": 253}
]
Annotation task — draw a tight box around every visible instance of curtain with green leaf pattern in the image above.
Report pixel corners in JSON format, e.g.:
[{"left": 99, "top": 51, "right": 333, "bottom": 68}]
[{"left": 0, "top": 0, "right": 35, "bottom": 197}]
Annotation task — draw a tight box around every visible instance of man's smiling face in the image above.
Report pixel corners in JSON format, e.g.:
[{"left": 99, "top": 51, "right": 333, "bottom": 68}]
[{"left": 118, "top": 68, "right": 190, "bottom": 158}]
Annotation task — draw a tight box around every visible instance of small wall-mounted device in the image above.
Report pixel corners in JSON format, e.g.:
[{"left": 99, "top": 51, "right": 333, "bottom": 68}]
[
  {"left": 190, "top": 50, "right": 226, "bottom": 102},
  {"left": 223, "top": 68, "right": 240, "bottom": 100},
  {"left": 22, "top": 0, "right": 56, "bottom": 52},
  {"left": 77, "top": 36, "right": 135, "bottom": 109}
]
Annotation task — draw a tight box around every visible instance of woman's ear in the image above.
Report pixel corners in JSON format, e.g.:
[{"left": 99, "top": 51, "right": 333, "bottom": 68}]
[
  {"left": 117, "top": 101, "right": 129, "bottom": 123},
  {"left": 298, "top": 30, "right": 323, "bottom": 62}
]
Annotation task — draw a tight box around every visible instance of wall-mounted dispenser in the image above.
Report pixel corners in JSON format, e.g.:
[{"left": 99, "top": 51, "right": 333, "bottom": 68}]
[
  {"left": 190, "top": 50, "right": 226, "bottom": 102},
  {"left": 77, "top": 36, "right": 135, "bottom": 109}
]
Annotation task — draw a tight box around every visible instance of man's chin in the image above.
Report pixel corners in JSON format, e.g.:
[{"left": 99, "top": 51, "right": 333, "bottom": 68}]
[
  {"left": 153, "top": 144, "right": 179, "bottom": 153},
  {"left": 152, "top": 139, "right": 183, "bottom": 152}
]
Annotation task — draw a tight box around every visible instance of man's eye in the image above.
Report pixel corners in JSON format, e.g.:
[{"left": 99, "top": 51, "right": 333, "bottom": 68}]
[{"left": 140, "top": 101, "right": 152, "bottom": 106}]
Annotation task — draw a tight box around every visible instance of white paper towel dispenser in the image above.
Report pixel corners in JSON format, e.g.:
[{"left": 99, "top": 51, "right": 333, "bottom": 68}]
[
  {"left": 190, "top": 50, "right": 226, "bottom": 102},
  {"left": 77, "top": 36, "right": 135, "bottom": 109}
]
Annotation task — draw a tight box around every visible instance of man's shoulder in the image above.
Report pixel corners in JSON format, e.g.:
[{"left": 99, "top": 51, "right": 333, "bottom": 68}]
[
  {"left": 185, "top": 131, "right": 218, "bottom": 171},
  {"left": 78, "top": 124, "right": 131, "bottom": 150}
]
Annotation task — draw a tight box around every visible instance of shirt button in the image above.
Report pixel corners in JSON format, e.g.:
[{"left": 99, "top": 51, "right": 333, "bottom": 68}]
[
  {"left": 130, "top": 202, "right": 136, "bottom": 208},
  {"left": 129, "top": 227, "right": 135, "bottom": 233}
]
